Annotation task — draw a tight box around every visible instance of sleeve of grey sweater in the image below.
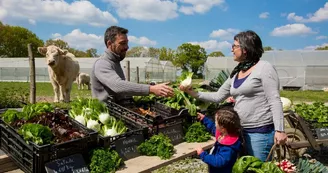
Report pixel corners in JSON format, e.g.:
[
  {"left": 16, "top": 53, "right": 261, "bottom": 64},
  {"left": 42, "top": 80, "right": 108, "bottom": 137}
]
[
  {"left": 261, "top": 62, "right": 284, "bottom": 131},
  {"left": 196, "top": 77, "right": 231, "bottom": 103},
  {"left": 94, "top": 59, "right": 150, "bottom": 96}
]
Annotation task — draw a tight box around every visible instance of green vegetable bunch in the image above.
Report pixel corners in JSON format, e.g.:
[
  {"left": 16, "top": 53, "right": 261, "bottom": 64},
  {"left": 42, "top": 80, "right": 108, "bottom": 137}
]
[
  {"left": 22, "top": 102, "right": 54, "bottom": 120},
  {"left": 294, "top": 102, "right": 328, "bottom": 128},
  {"left": 137, "top": 133, "right": 175, "bottom": 160},
  {"left": 184, "top": 122, "right": 212, "bottom": 143},
  {"left": 18, "top": 123, "right": 53, "bottom": 145},
  {"left": 0, "top": 109, "right": 24, "bottom": 123},
  {"left": 89, "top": 148, "right": 123, "bottom": 173},
  {"left": 297, "top": 158, "right": 328, "bottom": 173},
  {"left": 232, "top": 156, "right": 284, "bottom": 173}
]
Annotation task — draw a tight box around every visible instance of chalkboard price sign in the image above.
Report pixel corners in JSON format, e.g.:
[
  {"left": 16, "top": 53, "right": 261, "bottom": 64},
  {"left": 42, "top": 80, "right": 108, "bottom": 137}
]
[
  {"left": 316, "top": 128, "right": 328, "bottom": 140},
  {"left": 45, "top": 154, "right": 89, "bottom": 173},
  {"left": 158, "top": 123, "right": 184, "bottom": 145},
  {"left": 114, "top": 134, "right": 145, "bottom": 160}
]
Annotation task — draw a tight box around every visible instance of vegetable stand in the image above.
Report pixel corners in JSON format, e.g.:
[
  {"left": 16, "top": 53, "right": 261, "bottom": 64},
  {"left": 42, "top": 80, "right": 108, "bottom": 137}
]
[{"left": 0, "top": 137, "right": 216, "bottom": 173}]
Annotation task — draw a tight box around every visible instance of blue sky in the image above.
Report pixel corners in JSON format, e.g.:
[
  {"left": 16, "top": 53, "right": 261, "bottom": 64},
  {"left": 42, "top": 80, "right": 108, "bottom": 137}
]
[{"left": 0, "top": 0, "right": 327, "bottom": 56}]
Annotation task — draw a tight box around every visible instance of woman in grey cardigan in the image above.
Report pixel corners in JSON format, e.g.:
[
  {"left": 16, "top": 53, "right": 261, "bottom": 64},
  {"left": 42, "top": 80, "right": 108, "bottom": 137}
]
[{"left": 180, "top": 30, "right": 287, "bottom": 161}]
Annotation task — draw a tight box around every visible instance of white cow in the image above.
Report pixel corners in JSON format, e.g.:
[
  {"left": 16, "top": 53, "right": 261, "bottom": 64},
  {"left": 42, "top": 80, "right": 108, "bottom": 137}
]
[
  {"left": 76, "top": 72, "right": 91, "bottom": 90},
  {"left": 38, "top": 45, "right": 80, "bottom": 102}
]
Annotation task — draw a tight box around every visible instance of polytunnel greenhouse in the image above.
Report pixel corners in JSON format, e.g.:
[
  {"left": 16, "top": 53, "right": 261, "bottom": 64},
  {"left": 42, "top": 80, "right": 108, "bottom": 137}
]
[
  {"left": 160, "top": 61, "right": 177, "bottom": 82},
  {"left": 204, "top": 50, "right": 328, "bottom": 90},
  {"left": 0, "top": 56, "right": 177, "bottom": 83}
]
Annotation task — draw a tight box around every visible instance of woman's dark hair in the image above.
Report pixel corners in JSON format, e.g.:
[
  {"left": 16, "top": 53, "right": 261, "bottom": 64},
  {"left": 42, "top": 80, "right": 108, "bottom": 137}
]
[
  {"left": 215, "top": 108, "right": 241, "bottom": 135},
  {"left": 104, "top": 26, "right": 128, "bottom": 47},
  {"left": 233, "top": 30, "right": 264, "bottom": 62}
]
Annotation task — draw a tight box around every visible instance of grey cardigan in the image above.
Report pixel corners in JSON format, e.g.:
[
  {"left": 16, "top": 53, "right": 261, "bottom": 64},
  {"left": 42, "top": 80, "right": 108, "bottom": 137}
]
[
  {"left": 91, "top": 50, "right": 150, "bottom": 102},
  {"left": 197, "top": 60, "right": 284, "bottom": 131}
]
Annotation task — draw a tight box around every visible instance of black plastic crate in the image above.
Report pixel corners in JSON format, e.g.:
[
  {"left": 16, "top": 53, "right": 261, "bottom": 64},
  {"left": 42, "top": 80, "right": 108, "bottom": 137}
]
[
  {"left": 0, "top": 118, "right": 97, "bottom": 173},
  {"left": 106, "top": 101, "right": 189, "bottom": 145}
]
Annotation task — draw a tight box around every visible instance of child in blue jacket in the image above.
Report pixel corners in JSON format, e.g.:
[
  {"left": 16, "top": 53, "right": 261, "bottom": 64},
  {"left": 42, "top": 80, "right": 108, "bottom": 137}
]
[{"left": 196, "top": 108, "right": 242, "bottom": 173}]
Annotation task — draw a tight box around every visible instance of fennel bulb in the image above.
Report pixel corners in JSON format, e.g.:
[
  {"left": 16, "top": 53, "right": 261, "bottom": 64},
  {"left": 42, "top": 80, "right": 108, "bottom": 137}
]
[
  {"left": 99, "top": 113, "right": 112, "bottom": 125},
  {"left": 180, "top": 72, "right": 193, "bottom": 88},
  {"left": 87, "top": 119, "right": 101, "bottom": 132},
  {"left": 75, "top": 115, "right": 86, "bottom": 126}
]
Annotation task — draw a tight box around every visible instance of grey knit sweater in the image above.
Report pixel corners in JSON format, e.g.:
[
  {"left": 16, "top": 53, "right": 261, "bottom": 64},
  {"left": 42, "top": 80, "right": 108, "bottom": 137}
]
[
  {"left": 91, "top": 50, "right": 150, "bottom": 102},
  {"left": 197, "top": 60, "right": 284, "bottom": 131}
]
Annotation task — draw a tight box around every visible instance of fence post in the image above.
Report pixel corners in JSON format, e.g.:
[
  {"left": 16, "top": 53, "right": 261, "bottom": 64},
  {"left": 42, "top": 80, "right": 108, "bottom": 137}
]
[
  {"left": 125, "top": 60, "right": 130, "bottom": 81},
  {"left": 28, "top": 44, "right": 36, "bottom": 104},
  {"left": 136, "top": 66, "right": 139, "bottom": 83}
]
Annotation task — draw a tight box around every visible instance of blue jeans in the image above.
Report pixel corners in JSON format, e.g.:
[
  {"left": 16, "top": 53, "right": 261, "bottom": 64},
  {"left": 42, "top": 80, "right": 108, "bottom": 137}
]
[{"left": 243, "top": 130, "right": 274, "bottom": 162}]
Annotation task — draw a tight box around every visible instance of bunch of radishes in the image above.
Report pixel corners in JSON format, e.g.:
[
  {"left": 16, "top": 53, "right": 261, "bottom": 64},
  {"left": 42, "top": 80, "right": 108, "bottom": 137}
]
[{"left": 275, "top": 159, "right": 296, "bottom": 173}]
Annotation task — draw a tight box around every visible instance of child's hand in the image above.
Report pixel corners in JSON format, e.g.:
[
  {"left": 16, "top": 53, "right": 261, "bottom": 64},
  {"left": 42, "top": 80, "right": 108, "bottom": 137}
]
[
  {"left": 197, "top": 112, "right": 205, "bottom": 121},
  {"left": 196, "top": 147, "right": 204, "bottom": 155}
]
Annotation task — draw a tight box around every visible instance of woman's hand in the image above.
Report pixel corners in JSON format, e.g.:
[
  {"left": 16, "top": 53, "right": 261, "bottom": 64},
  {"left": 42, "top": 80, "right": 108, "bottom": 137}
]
[
  {"left": 196, "top": 146, "right": 204, "bottom": 155},
  {"left": 274, "top": 131, "right": 288, "bottom": 145},
  {"left": 197, "top": 112, "right": 205, "bottom": 121},
  {"left": 179, "top": 85, "right": 198, "bottom": 97}
]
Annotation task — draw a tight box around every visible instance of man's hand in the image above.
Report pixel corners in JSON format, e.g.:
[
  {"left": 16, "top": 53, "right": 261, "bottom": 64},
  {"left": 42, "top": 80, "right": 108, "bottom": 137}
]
[
  {"left": 274, "top": 131, "right": 287, "bottom": 145},
  {"left": 150, "top": 82, "right": 174, "bottom": 97}
]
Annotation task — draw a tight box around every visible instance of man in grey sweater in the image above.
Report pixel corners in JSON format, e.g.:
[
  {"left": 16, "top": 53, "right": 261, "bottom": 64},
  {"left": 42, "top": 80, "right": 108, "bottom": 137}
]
[{"left": 91, "top": 26, "right": 174, "bottom": 103}]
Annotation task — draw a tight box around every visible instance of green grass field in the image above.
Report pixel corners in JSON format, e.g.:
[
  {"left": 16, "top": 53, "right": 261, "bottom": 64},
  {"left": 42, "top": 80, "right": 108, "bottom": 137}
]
[{"left": 1, "top": 81, "right": 328, "bottom": 102}]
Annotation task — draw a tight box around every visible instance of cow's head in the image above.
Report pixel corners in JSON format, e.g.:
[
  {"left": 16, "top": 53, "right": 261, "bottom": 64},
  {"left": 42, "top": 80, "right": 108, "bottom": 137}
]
[{"left": 38, "top": 45, "right": 68, "bottom": 67}]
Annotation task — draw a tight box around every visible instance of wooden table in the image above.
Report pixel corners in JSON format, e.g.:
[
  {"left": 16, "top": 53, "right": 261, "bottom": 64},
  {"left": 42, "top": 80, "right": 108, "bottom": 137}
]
[{"left": 0, "top": 138, "right": 215, "bottom": 173}]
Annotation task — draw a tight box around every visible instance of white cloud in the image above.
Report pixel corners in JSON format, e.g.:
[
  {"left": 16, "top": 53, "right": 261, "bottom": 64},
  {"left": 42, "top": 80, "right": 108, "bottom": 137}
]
[
  {"left": 270, "top": 24, "right": 317, "bottom": 36},
  {"left": 179, "top": 0, "right": 226, "bottom": 15},
  {"left": 128, "top": 36, "right": 157, "bottom": 46},
  {"left": 0, "top": 0, "right": 117, "bottom": 27},
  {"left": 189, "top": 40, "right": 231, "bottom": 51},
  {"left": 52, "top": 29, "right": 103, "bottom": 51},
  {"left": 105, "top": 0, "right": 178, "bottom": 21},
  {"left": 51, "top": 29, "right": 157, "bottom": 51},
  {"left": 209, "top": 28, "right": 239, "bottom": 40},
  {"left": 28, "top": 19, "right": 36, "bottom": 25},
  {"left": 316, "top": 35, "right": 327, "bottom": 40},
  {"left": 259, "top": 12, "right": 269, "bottom": 19},
  {"left": 287, "top": 2, "right": 328, "bottom": 22},
  {"left": 303, "top": 43, "right": 328, "bottom": 50}
]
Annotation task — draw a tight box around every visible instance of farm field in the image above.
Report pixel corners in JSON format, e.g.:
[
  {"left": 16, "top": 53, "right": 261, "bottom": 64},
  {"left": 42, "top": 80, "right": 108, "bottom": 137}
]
[{"left": 1, "top": 81, "right": 328, "bottom": 103}]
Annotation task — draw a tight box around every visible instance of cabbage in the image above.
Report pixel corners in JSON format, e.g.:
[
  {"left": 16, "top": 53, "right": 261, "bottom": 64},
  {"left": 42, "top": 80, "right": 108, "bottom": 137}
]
[{"left": 281, "top": 97, "right": 292, "bottom": 111}]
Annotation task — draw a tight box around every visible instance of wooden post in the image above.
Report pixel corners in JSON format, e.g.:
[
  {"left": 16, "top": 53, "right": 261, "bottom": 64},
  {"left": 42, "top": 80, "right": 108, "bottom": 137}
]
[
  {"left": 125, "top": 60, "right": 130, "bottom": 81},
  {"left": 136, "top": 66, "right": 139, "bottom": 83},
  {"left": 28, "top": 44, "right": 36, "bottom": 104}
]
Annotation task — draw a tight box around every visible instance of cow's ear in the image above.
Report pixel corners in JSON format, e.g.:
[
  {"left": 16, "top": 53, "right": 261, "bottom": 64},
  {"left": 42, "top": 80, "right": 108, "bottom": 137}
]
[
  {"left": 38, "top": 47, "right": 47, "bottom": 55},
  {"left": 58, "top": 48, "right": 68, "bottom": 55}
]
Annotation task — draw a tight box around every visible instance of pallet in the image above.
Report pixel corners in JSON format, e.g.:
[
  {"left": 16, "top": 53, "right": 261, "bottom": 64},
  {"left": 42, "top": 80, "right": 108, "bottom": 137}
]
[{"left": 1, "top": 137, "right": 215, "bottom": 173}]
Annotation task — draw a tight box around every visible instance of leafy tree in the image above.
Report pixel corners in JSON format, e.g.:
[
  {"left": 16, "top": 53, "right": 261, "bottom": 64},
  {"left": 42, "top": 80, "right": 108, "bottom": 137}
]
[
  {"left": 159, "top": 47, "right": 175, "bottom": 61},
  {"left": 263, "top": 46, "right": 273, "bottom": 51},
  {"left": 316, "top": 46, "right": 328, "bottom": 50},
  {"left": 68, "top": 48, "right": 88, "bottom": 57},
  {"left": 174, "top": 43, "right": 207, "bottom": 75},
  {"left": 208, "top": 51, "right": 225, "bottom": 57},
  {"left": 126, "top": 46, "right": 144, "bottom": 57},
  {"left": 0, "top": 23, "right": 44, "bottom": 57},
  {"left": 45, "top": 39, "right": 69, "bottom": 49},
  {"left": 148, "top": 47, "right": 160, "bottom": 57},
  {"left": 86, "top": 48, "right": 98, "bottom": 57}
]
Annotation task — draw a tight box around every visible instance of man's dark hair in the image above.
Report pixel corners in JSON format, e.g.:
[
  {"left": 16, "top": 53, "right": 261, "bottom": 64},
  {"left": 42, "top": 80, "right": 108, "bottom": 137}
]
[
  {"left": 233, "top": 30, "right": 264, "bottom": 62},
  {"left": 104, "top": 26, "right": 129, "bottom": 47}
]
